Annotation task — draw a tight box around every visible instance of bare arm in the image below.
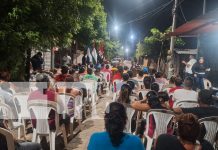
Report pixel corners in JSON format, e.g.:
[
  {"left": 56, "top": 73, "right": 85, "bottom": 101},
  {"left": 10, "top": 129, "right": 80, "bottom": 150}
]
[
  {"left": 172, "top": 107, "right": 183, "bottom": 114},
  {"left": 131, "top": 101, "right": 151, "bottom": 111}
]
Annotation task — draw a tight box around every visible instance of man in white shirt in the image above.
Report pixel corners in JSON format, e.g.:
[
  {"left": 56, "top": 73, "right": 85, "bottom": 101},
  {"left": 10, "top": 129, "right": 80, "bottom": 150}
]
[
  {"left": 173, "top": 77, "right": 198, "bottom": 107},
  {"left": 182, "top": 55, "right": 197, "bottom": 77},
  {"left": 62, "top": 53, "right": 72, "bottom": 66}
]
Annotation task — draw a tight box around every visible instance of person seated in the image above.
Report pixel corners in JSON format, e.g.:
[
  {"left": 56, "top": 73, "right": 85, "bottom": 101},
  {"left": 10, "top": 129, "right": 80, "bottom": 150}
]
[
  {"left": 123, "top": 66, "right": 129, "bottom": 73},
  {"left": 135, "top": 93, "right": 171, "bottom": 138},
  {"left": 28, "top": 74, "right": 70, "bottom": 132},
  {"left": 127, "top": 70, "right": 139, "bottom": 89},
  {"left": 173, "top": 77, "right": 198, "bottom": 107},
  {"left": 101, "top": 64, "right": 112, "bottom": 81},
  {"left": 151, "top": 83, "right": 160, "bottom": 93},
  {"left": 133, "top": 70, "right": 144, "bottom": 89},
  {"left": 54, "top": 65, "right": 70, "bottom": 82},
  {"left": 88, "top": 102, "right": 144, "bottom": 150},
  {"left": 78, "top": 67, "right": 86, "bottom": 81},
  {"left": 162, "top": 76, "right": 176, "bottom": 92},
  {"left": 0, "top": 71, "right": 20, "bottom": 119},
  {"left": 0, "top": 119, "right": 41, "bottom": 150},
  {"left": 155, "top": 113, "right": 201, "bottom": 150},
  {"left": 155, "top": 72, "right": 169, "bottom": 87},
  {"left": 112, "top": 66, "right": 123, "bottom": 82},
  {"left": 115, "top": 73, "right": 129, "bottom": 92},
  {"left": 117, "top": 84, "right": 132, "bottom": 106},
  {"left": 137, "top": 76, "right": 154, "bottom": 100},
  {"left": 173, "top": 89, "right": 218, "bottom": 119},
  {"left": 82, "top": 68, "right": 98, "bottom": 81}
]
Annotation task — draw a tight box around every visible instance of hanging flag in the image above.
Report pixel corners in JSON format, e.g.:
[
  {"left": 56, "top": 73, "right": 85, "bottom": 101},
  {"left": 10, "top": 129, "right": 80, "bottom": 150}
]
[
  {"left": 87, "top": 48, "right": 92, "bottom": 63},
  {"left": 99, "top": 41, "right": 104, "bottom": 55},
  {"left": 92, "top": 48, "right": 98, "bottom": 64}
]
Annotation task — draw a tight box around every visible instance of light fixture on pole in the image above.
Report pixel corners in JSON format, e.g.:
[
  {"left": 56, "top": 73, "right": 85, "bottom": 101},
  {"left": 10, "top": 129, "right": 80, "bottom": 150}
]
[
  {"left": 130, "top": 34, "right": 134, "bottom": 40},
  {"left": 126, "top": 48, "right": 129, "bottom": 59}
]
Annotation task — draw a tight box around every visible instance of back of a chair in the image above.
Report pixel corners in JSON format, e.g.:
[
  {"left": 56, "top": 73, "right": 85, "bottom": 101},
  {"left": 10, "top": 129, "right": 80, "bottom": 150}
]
[
  {"left": 59, "top": 93, "right": 73, "bottom": 114},
  {"left": 145, "top": 109, "right": 175, "bottom": 139},
  {"left": 0, "top": 127, "right": 15, "bottom": 150},
  {"left": 28, "top": 100, "right": 59, "bottom": 134},
  {"left": 125, "top": 107, "right": 135, "bottom": 133},
  {"left": 13, "top": 93, "right": 30, "bottom": 119},
  {"left": 102, "top": 72, "right": 110, "bottom": 82},
  {"left": 203, "top": 78, "right": 212, "bottom": 90},
  {"left": 199, "top": 116, "right": 218, "bottom": 145},
  {"left": 113, "top": 80, "right": 122, "bottom": 93},
  {"left": 174, "top": 101, "right": 199, "bottom": 108},
  {"left": 0, "top": 102, "right": 13, "bottom": 120}
]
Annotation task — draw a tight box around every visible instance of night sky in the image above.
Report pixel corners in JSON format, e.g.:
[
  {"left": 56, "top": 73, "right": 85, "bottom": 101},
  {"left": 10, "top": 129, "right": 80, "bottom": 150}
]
[{"left": 103, "top": 0, "right": 218, "bottom": 47}]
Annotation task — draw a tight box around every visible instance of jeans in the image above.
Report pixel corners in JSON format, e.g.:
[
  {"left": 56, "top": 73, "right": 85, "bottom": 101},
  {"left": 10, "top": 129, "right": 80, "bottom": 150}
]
[{"left": 196, "top": 74, "right": 206, "bottom": 90}]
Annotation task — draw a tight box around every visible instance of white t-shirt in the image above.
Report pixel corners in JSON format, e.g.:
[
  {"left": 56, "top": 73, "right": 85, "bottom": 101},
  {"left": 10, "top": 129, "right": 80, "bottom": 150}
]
[
  {"left": 63, "top": 55, "right": 71, "bottom": 65},
  {"left": 185, "top": 58, "right": 197, "bottom": 74},
  {"left": 173, "top": 89, "right": 198, "bottom": 104}
]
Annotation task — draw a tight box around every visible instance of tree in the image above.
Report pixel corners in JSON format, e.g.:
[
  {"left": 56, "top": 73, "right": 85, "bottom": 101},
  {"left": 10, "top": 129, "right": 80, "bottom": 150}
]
[
  {"left": 0, "top": 0, "right": 107, "bottom": 80},
  {"left": 104, "top": 40, "right": 123, "bottom": 60},
  {"left": 136, "top": 27, "right": 185, "bottom": 62},
  {"left": 76, "top": 0, "right": 107, "bottom": 48}
]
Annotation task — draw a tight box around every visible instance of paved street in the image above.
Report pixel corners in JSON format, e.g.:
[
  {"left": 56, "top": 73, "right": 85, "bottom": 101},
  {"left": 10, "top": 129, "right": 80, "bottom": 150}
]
[{"left": 67, "top": 92, "right": 113, "bottom": 150}]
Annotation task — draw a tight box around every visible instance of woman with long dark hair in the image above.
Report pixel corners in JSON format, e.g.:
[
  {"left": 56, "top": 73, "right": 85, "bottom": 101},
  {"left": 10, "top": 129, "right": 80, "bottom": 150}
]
[{"left": 88, "top": 102, "right": 144, "bottom": 150}]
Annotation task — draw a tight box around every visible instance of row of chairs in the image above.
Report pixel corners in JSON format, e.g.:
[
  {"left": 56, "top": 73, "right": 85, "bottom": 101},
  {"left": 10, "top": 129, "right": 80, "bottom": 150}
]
[{"left": 0, "top": 79, "right": 101, "bottom": 150}]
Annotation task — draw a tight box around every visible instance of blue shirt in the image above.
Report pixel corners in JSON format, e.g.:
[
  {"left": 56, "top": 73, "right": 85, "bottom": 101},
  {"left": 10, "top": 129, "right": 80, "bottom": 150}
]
[{"left": 88, "top": 132, "right": 145, "bottom": 150}]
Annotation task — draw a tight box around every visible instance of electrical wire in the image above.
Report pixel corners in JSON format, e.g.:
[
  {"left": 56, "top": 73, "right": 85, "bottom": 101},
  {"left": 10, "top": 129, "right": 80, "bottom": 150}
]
[
  {"left": 121, "top": 0, "right": 174, "bottom": 25},
  {"left": 180, "top": 5, "right": 187, "bottom": 22}
]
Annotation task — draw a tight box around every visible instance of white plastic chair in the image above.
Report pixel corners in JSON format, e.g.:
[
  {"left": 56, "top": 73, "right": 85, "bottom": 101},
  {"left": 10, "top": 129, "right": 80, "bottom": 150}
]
[
  {"left": 145, "top": 109, "right": 175, "bottom": 150},
  {"left": 124, "top": 107, "right": 135, "bottom": 133},
  {"left": 0, "top": 101, "right": 26, "bottom": 140},
  {"left": 28, "top": 100, "right": 67, "bottom": 150},
  {"left": 203, "top": 78, "right": 212, "bottom": 90},
  {"left": 101, "top": 72, "right": 111, "bottom": 93},
  {"left": 59, "top": 93, "right": 82, "bottom": 134},
  {"left": 174, "top": 100, "right": 199, "bottom": 108},
  {"left": 112, "top": 80, "right": 122, "bottom": 102},
  {"left": 0, "top": 127, "right": 15, "bottom": 150},
  {"left": 199, "top": 116, "right": 218, "bottom": 146}
]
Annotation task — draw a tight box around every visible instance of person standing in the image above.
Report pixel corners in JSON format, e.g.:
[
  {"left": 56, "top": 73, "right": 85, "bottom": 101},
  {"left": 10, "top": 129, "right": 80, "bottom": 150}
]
[
  {"left": 182, "top": 55, "right": 197, "bottom": 77},
  {"left": 31, "top": 52, "right": 44, "bottom": 71},
  {"left": 62, "top": 53, "right": 72, "bottom": 66},
  {"left": 192, "top": 57, "right": 210, "bottom": 90}
]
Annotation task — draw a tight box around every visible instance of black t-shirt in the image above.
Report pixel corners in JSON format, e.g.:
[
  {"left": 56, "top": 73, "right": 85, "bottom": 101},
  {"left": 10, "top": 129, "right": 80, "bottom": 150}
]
[
  {"left": 181, "top": 106, "right": 218, "bottom": 119},
  {"left": 155, "top": 134, "right": 185, "bottom": 150}
]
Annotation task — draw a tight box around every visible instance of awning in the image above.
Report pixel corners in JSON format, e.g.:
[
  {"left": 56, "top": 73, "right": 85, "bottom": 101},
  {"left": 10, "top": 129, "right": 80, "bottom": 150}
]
[{"left": 170, "top": 9, "right": 218, "bottom": 36}]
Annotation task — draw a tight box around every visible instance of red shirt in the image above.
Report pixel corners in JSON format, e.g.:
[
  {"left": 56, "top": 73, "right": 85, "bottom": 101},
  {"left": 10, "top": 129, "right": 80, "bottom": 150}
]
[
  {"left": 54, "top": 74, "right": 70, "bottom": 82},
  {"left": 112, "top": 73, "right": 122, "bottom": 82}
]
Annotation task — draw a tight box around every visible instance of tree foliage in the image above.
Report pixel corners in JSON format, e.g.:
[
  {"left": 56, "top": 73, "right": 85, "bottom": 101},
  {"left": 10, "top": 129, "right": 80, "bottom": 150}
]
[
  {"left": 136, "top": 27, "right": 185, "bottom": 61},
  {"left": 104, "top": 40, "right": 124, "bottom": 60},
  {"left": 0, "top": 0, "right": 107, "bottom": 80}
]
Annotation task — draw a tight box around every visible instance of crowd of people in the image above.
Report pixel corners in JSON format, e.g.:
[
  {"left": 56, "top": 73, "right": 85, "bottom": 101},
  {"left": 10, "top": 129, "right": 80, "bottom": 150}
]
[{"left": 0, "top": 54, "right": 217, "bottom": 150}]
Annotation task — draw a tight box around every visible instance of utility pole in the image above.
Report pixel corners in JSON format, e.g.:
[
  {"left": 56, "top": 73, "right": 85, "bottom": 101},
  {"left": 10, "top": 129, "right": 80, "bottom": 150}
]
[
  {"left": 168, "top": 0, "right": 178, "bottom": 78},
  {"left": 203, "top": 0, "right": 206, "bottom": 15}
]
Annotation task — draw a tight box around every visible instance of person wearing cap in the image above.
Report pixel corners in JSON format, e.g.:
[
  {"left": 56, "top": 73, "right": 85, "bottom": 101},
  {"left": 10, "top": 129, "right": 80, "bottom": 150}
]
[{"left": 192, "top": 57, "right": 210, "bottom": 90}]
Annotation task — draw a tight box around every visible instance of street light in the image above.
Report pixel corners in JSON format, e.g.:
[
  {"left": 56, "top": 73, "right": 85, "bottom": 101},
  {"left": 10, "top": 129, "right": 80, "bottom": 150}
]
[
  {"left": 126, "top": 48, "right": 129, "bottom": 59},
  {"left": 114, "top": 25, "right": 119, "bottom": 31},
  {"left": 130, "top": 34, "right": 134, "bottom": 40}
]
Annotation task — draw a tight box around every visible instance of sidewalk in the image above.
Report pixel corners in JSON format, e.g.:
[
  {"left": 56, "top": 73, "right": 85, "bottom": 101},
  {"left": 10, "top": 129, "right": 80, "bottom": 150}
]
[{"left": 67, "top": 93, "right": 112, "bottom": 149}]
